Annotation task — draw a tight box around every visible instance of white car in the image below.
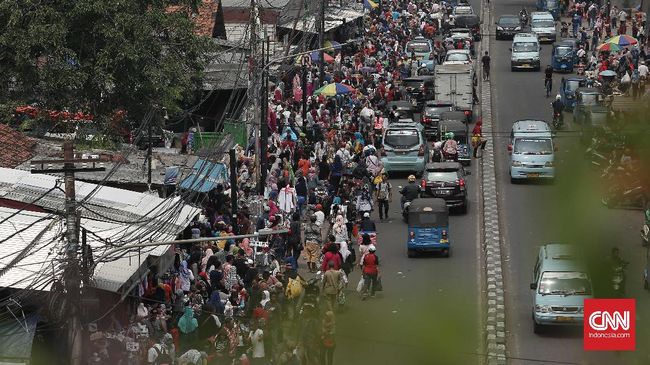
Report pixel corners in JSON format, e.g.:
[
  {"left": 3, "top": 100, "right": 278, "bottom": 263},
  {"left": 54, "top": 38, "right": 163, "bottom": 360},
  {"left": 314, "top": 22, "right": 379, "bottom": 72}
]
[
  {"left": 449, "top": 28, "right": 473, "bottom": 39},
  {"left": 443, "top": 50, "right": 472, "bottom": 65},
  {"left": 452, "top": 5, "right": 474, "bottom": 17}
]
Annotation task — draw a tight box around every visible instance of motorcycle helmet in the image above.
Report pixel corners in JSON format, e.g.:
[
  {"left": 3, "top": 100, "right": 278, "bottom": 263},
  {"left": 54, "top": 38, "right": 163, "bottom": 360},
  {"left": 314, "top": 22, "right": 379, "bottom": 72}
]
[
  {"left": 556, "top": 94, "right": 561, "bottom": 100},
  {"left": 408, "top": 175, "right": 416, "bottom": 182},
  {"left": 310, "top": 214, "right": 317, "bottom": 222},
  {"left": 368, "top": 244, "right": 377, "bottom": 252},
  {"left": 445, "top": 132, "right": 455, "bottom": 140}
]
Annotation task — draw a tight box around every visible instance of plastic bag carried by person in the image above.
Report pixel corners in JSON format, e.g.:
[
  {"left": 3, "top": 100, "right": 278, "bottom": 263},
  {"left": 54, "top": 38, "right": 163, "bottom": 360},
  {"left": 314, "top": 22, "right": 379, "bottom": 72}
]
[
  {"left": 621, "top": 72, "right": 631, "bottom": 84},
  {"left": 356, "top": 277, "right": 365, "bottom": 293},
  {"left": 285, "top": 277, "right": 303, "bottom": 299}
]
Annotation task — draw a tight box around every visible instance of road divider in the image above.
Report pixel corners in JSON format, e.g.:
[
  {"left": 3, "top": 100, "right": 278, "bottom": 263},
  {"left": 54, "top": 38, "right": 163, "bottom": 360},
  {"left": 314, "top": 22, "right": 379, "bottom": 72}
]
[{"left": 479, "top": 1, "right": 507, "bottom": 364}]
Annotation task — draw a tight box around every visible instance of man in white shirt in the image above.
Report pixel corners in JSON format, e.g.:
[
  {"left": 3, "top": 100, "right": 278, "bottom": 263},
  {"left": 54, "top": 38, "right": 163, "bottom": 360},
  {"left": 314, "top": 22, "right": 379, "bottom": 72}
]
[
  {"left": 638, "top": 61, "right": 649, "bottom": 78},
  {"left": 248, "top": 321, "right": 265, "bottom": 364},
  {"left": 314, "top": 204, "right": 326, "bottom": 227},
  {"left": 618, "top": 10, "right": 627, "bottom": 25},
  {"left": 336, "top": 146, "right": 351, "bottom": 166}
]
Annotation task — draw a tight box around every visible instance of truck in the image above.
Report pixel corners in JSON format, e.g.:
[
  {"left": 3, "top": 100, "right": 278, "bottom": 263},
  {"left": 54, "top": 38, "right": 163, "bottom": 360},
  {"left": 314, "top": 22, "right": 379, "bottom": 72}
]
[{"left": 434, "top": 63, "right": 475, "bottom": 121}]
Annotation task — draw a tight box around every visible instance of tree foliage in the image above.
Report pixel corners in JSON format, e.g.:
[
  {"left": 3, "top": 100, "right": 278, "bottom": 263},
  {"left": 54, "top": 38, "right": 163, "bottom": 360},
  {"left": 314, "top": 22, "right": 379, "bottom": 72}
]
[{"left": 0, "top": 0, "right": 213, "bottom": 127}]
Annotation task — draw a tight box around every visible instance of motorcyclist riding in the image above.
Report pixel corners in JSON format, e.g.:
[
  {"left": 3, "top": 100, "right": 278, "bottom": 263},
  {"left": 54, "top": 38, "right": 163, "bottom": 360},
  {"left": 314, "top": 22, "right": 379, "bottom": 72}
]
[
  {"left": 519, "top": 7, "right": 529, "bottom": 25},
  {"left": 552, "top": 94, "right": 564, "bottom": 127},
  {"left": 417, "top": 62, "right": 429, "bottom": 76},
  {"left": 400, "top": 175, "right": 421, "bottom": 209}
]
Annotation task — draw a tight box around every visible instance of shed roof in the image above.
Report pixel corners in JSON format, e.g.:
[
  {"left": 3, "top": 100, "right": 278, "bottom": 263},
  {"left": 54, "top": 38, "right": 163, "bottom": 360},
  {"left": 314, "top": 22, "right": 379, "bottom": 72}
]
[
  {"left": 278, "top": 0, "right": 364, "bottom": 33},
  {"left": 0, "top": 167, "right": 201, "bottom": 293}
]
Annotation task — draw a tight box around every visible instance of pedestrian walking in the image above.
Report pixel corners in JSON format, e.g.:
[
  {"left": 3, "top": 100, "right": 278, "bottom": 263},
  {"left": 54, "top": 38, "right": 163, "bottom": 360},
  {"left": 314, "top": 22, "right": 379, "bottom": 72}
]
[
  {"left": 471, "top": 119, "right": 487, "bottom": 158},
  {"left": 247, "top": 320, "right": 266, "bottom": 365},
  {"left": 322, "top": 261, "right": 343, "bottom": 311},
  {"left": 360, "top": 244, "right": 379, "bottom": 300},
  {"left": 375, "top": 173, "right": 392, "bottom": 220},
  {"left": 481, "top": 51, "right": 491, "bottom": 81}
]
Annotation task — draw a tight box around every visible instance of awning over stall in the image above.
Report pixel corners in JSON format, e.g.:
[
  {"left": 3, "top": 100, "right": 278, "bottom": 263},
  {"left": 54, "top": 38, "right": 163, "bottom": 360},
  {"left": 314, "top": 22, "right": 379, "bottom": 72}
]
[{"left": 180, "top": 159, "right": 228, "bottom": 193}]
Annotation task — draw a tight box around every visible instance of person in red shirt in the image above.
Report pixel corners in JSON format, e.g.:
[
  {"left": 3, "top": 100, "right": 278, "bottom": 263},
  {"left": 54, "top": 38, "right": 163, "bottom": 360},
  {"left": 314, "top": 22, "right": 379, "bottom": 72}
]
[
  {"left": 360, "top": 244, "right": 379, "bottom": 299},
  {"left": 321, "top": 242, "right": 342, "bottom": 272}
]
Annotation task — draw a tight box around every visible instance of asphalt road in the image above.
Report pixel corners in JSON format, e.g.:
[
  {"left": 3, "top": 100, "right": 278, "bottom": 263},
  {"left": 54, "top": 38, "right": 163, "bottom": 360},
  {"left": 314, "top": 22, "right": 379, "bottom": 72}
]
[
  {"left": 489, "top": 1, "right": 650, "bottom": 364},
  {"left": 330, "top": 166, "right": 483, "bottom": 364}
]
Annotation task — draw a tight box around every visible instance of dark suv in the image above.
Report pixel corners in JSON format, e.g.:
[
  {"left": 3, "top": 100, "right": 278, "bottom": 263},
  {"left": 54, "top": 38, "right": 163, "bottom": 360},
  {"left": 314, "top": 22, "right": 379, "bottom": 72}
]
[
  {"left": 421, "top": 100, "right": 454, "bottom": 139},
  {"left": 420, "top": 162, "right": 469, "bottom": 213},
  {"left": 401, "top": 76, "right": 435, "bottom": 109}
]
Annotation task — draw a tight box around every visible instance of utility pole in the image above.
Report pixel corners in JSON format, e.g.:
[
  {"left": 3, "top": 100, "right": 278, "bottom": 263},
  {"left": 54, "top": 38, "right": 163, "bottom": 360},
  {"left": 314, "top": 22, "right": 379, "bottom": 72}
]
[
  {"left": 31, "top": 142, "right": 105, "bottom": 365},
  {"left": 302, "top": 60, "right": 308, "bottom": 123},
  {"left": 230, "top": 148, "right": 238, "bottom": 234},
  {"left": 250, "top": 0, "right": 262, "bottom": 191},
  {"left": 319, "top": 0, "right": 326, "bottom": 86},
  {"left": 259, "top": 32, "right": 268, "bottom": 196},
  {"left": 147, "top": 120, "right": 153, "bottom": 189}
]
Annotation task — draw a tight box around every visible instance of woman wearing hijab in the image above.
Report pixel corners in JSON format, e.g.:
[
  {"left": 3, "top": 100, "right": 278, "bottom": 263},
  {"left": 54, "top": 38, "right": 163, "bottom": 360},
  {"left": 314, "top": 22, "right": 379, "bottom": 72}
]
[
  {"left": 200, "top": 248, "right": 213, "bottom": 273},
  {"left": 339, "top": 241, "right": 355, "bottom": 274},
  {"left": 260, "top": 290, "right": 271, "bottom": 309},
  {"left": 177, "top": 306, "right": 198, "bottom": 351},
  {"left": 332, "top": 215, "right": 348, "bottom": 243},
  {"left": 178, "top": 261, "right": 194, "bottom": 293},
  {"left": 238, "top": 238, "right": 252, "bottom": 257}
]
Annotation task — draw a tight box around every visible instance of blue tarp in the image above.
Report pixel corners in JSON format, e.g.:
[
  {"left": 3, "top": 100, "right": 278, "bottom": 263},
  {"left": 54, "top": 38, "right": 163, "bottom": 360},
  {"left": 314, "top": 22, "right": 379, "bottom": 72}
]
[{"left": 180, "top": 159, "right": 228, "bottom": 193}]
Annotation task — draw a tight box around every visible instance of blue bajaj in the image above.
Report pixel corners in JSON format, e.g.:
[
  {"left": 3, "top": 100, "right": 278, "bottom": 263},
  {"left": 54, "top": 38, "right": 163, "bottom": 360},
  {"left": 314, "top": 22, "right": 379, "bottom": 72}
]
[
  {"left": 560, "top": 76, "right": 586, "bottom": 110},
  {"left": 552, "top": 43, "right": 574, "bottom": 72},
  {"left": 407, "top": 198, "right": 450, "bottom": 258}
]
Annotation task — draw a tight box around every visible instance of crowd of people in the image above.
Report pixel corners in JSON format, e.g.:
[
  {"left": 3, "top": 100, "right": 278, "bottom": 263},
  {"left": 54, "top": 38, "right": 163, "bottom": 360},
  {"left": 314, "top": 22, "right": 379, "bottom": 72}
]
[
  {"left": 90, "top": 0, "right": 471, "bottom": 363},
  {"left": 84, "top": 0, "right": 650, "bottom": 364},
  {"left": 553, "top": 2, "right": 649, "bottom": 99}
]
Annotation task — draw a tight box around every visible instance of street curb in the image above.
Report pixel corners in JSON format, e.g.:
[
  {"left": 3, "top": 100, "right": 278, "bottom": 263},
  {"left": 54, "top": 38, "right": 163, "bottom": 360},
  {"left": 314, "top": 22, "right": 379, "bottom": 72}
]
[{"left": 479, "top": 2, "right": 507, "bottom": 365}]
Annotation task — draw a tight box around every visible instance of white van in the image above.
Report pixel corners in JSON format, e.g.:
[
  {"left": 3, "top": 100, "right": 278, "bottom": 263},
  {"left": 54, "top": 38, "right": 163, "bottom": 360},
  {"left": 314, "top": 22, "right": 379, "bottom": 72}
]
[
  {"left": 530, "top": 11, "right": 557, "bottom": 43},
  {"left": 508, "top": 119, "right": 555, "bottom": 183},
  {"left": 510, "top": 33, "right": 541, "bottom": 71}
]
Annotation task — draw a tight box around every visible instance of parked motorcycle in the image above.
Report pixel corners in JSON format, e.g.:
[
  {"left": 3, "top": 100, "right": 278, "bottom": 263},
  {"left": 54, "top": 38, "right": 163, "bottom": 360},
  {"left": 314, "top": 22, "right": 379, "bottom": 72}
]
[
  {"left": 602, "top": 183, "right": 647, "bottom": 209},
  {"left": 611, "top": 261, "right": 629, "bottom": 297},
  {"left": 641, "top": 209, "right": 650, "bottom": 246}
]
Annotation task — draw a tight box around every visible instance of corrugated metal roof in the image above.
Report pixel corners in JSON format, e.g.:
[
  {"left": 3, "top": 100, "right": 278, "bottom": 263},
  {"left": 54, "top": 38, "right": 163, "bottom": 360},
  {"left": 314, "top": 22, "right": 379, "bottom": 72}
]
[
  {"left": 0, "top": 203, "right": 199, "bottom": 293},
  {"left": 0, "top": 209, "right": 65, "bottom": 291},
  {"left": 0, "top": 168, "right": 201, "bottom": 293},
  {"left": 0, "top": 168, "right": 197, "bottom": 236},
  {"left": 278, "top": 5, "right": 364, "bottom": 33}
]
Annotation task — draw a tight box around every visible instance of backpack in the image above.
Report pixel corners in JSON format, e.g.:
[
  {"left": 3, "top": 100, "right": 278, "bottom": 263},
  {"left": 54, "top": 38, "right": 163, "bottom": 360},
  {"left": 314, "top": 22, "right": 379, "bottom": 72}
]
[
  {"left": 377, "top": 182, "right": 390, "bottom": 200},
  {"left": 153, "top": 345, "right": 172, "bottom": 365}
]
